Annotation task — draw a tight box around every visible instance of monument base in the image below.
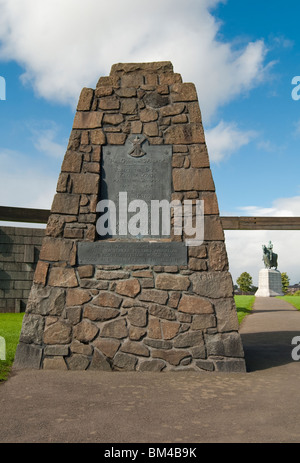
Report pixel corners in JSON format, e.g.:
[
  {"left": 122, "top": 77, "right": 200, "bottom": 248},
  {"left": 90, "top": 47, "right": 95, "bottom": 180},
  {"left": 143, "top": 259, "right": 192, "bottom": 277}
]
[{"left": 255, "top": 269, "right": 284, "bottom": 297}]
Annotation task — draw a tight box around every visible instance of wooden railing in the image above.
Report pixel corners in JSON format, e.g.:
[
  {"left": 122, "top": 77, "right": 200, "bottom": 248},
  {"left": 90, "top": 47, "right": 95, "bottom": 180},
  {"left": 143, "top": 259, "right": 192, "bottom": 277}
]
[{"left": 1, "top": 206, "right": 300, "bottom": 230}]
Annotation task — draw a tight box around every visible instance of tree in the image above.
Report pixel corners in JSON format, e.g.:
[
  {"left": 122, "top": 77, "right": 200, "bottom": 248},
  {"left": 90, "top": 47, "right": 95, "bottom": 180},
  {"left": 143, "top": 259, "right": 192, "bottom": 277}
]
[
  {"left": 281, "top": 272, "right": 290, "bottom": 294},
  {"left": 237, "top": 272, "right": 253, "bottom": 294}
]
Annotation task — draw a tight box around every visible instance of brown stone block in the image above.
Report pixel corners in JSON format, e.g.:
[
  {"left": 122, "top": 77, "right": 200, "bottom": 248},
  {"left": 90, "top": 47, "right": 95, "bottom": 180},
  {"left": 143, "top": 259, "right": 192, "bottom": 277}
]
[
  {"left": 160, "top": 103, "right": 185, "bottom": 117},
  {"left": 127, "top": 307, "right": 148, "bottom": 327},
  {"left": 51, "top": 193, "right": 80, "bottom": 215},
  {"left": 91, "top": 146, "right": 101, "bottom": 162},
  {"left": 96, "top": 270, "right": 130, "bottom": 280},
  {"left": 73, "top": 319, "right": 99, "bottom": 342},
  {"left": 96, "top": 75, "right": 120, "bottom": 87},
  {"left": 189, "top": 144, "right": 210, "bottom": 168},
  {"left": 171, "top": 83, "right": 198, "bottom": 102},
  {"left": 121, "top": 73, "right": 144, "bottom": 87},
  {"left": 68, "top": 131, "right": 81, "bottom": 150},
  {"left": 61, "top": 151, "right": 83, "bottom": 173},
  {"left": 90, "top": 129, "right": 106, "bottom": 145},
  {"left": 73, "top": 111, "right": 103, "bottom": 129},
  {"left": 103, "top": 114, "right": 124, "bottom": 125},
  {"left": 115, "top": 279, "right": 140, "bottom": 297},
  {"left": 40, "top": 237, "right": 74, "bottom": 262},
  {"left": 120, "top": 99, "right": 137, "bottom": 115},
  {"left": 208, "top": 242, "right": 228, "bottom": 271},
  {"left": 188, "top": 258, "right": 207, "bottom": 271},
  {"left": 66, "top": 354, "right": 90, "bottom": 370},
  {"left": 71, "top": 172, "right": 99, "bottom": 194},
  {"left": 43, "top": 321, "right": 72, "bottom": 345},
  {"left": 214, "top": 298, "right": 239, "bottom": 332},
  {"left": 131, "top": 121, "right": 143, "bottom": 134},
  {"left": 188, "top": 245, "right": 207, "bottom": 259},
  {"left": 138, "top": 359, "right": 166, "bottom": 371},
  {"left": 187, "top": 102, "right": 202, "bottom": 123},
  {"left": 110, "top": 62, "right": 174, "bottom": 75},
  {"left": 190, "top": 271, "right": 234, "bottom": 298},
  {"left": 178, "top": 294, "right": 213, "bottom": 314},
  {"left": 66, "top": 288, "right": 92, "bottom": 306},
  {"left": 138, "top": 289, "right": 168, "bottom": 305},
  {"left": 56, "top": 173, "right": 69, "bottom": 193},
  {"left": 140, "top": 108, "right": 158, "bottom": 122},
  {"left": 161, "top": 321, "right": 180, "bottom": 340},
  {"left": 200, "top": 192, "right": 219, "bottom": 215},
  {"left": 159, "top": 73, "right": 182, "bottom": 85},
  {"left": 149, "top": 304, "right": 176, "bottom": 321},
  {"left": 45, "top": 215, "right": 66, "bottom": 238},
  {"left": 71, "top": 340, "right": 93, "bottom": 355},
  {"left": 106, "top": 132, "right": 127, "bottom": 145},
  {"left": 152, "top": 349, "right": 191, "bottom": 366},
  {"left": 95, "top": 86, "right": 113, "bottom": 97},
  {"left": 93, "top": 338, "right": 120, "bottom": 358},
  {"left": 77, "top": 88, "right": 94, "bottom": 111},
  {"left": 155, "top": 273, "right": 190, "bottom": 291},
  {"left": 83, "top": 305, "right": 120, "bottom": 322},
  {"left": 113, "top": 352, "right": 137, "bottom": 371},
  {"left": 129, "top": 326, "right": 147, "bottom": 341},
  {"left": 89, "top": 348, "right": 112, "bottom": 371},
  {"left": 33, "top": 261, "right": 49, "bottom": 286},
  {"left": 120, "top": 340, "right": 149, "bottom": 357},
  {"left": 148, "top": 318, "right": 162, "bottom": 339},
  {"left": 204, "top": 216, "right": 224, "bottom": 241},
  {"left": 48, "top": 267, "right": 78, "bottom": 288},
  {"left": 172, "top": 168, "right": 215, "bottom": 191},
  {"left": 93, "top": 291, "right": 122, "bottom": 308},
  {"left": 173, "top": 331, "right": 204, "bottom": 348},
  {"left": 164, "top": 123, "right": 205, "bottom": 145},
  {"left": 43, "top": 357, "right": 68, "bottom": 370},
  {"left": 115, "top": 88, "right": 137, "bottom": 98},
  {"left": 100, "top": 318, "right": 128, "bottom": 339},
  {"left": 143, "top": 121, "right": 158, "bottom": 137},
  {"left": 172, "top": 114, "right": 188, "bottom": 124},
  {"left": 77, "top": 265, "right": 94, "bottom": 279},
  {"left": 192, "top": 314, "right": 216, "bottom": 330},
  {"left": 63, "top": 227, "right": 83, "bottom": 239},
  {"left": 98, "top": 96, "right": 120, "bottom": 110}
]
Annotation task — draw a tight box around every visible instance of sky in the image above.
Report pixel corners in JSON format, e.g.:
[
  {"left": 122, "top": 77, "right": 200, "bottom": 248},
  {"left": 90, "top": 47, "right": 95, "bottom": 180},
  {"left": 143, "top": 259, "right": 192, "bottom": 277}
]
[{"left": 0, "top": 0, "right": 299, "bottom": 285}]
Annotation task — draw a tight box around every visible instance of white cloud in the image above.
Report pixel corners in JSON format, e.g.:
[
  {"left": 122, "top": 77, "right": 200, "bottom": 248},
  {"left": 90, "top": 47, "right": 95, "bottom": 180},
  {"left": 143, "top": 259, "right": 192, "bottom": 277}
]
[
  {"left": 236, "top": 196, "right": 300, "bottom": 217},
  {"left": 31, "top": 126, "right": 67, "bottom": 160},
  {"left": 205, "top": 120, "right": 257, "bottom": 162},
  {"left": 0, "top": 0, "right": 270, "bottom": 121},
  {"left": 0, "top": 148, "right": 58, "bottom": 209}
]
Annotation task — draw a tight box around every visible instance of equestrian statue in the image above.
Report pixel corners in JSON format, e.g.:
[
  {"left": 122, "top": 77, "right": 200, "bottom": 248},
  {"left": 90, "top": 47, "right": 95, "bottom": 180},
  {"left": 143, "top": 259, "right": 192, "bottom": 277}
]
[{"left": 262, "top": 240, "right": 278, "bottom": 269}]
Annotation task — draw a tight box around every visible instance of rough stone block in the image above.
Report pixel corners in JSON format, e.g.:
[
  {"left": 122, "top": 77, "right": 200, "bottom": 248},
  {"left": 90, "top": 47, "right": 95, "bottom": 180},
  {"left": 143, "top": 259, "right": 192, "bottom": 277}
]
[{"left": 13, "top": 342, "right": 43, "bottom": 370}]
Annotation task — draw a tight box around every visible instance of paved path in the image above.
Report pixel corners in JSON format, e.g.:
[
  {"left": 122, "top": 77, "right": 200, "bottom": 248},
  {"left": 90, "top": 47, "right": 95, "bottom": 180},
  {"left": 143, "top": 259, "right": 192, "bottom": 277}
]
[{"left": 1, "top": 297, "right": 300, "bottom": 443}]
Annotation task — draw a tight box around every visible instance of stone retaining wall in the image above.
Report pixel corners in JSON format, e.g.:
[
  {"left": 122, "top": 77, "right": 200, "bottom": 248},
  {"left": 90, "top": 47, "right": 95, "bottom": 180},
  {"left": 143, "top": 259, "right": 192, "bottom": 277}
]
[{"left": 0, "top": 226, "right": 44, "bottom": 313}]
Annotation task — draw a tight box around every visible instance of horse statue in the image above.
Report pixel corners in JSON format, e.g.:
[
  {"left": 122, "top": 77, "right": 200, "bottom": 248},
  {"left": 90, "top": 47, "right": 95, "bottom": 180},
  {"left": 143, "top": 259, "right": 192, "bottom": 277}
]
[{"left": 262, "top": 241, "right": 278, "bottom": 269}]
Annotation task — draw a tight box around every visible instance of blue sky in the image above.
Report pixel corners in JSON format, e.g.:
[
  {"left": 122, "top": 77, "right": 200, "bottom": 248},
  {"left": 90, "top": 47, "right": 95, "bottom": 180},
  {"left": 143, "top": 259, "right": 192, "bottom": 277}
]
[{"left": 0, "top": 0, "right": 299, "bottom": 284}]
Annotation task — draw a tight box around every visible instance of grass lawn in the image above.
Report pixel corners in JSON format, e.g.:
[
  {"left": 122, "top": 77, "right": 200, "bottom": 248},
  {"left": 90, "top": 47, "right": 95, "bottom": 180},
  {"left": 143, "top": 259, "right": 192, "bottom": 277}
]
[
  {"left": 0, "top": 313, "right": 24, "bottom": 382},
  {"left": 234, "top": 295, "right": 255, "bottom": 324},
  {"left": 277, "top": 295, "right": 300, "bottom": 311}
]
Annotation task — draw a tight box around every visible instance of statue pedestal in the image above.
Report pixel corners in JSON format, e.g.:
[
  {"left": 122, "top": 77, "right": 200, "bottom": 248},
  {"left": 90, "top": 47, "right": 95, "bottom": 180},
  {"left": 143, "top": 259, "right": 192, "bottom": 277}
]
[{"left": 255, "top": 269, "right": 284, "bottom": 297}]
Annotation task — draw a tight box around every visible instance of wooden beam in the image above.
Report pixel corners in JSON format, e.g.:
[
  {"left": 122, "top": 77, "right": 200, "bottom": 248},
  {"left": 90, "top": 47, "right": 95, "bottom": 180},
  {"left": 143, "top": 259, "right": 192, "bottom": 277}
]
[
  {"left": 0, "top": 206, "right": 300, "bottom": 230},
  {"left": 220, "top": 216, "right": 300, "bottom": 230},
  {"left": 0, "top": 206, "right": 50, "bottom": 224}
]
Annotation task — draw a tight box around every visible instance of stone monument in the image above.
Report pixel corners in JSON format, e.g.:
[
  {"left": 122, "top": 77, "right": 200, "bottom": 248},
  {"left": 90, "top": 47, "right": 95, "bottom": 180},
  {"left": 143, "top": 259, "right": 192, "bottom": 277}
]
[
  {"left": 255, "top": 241, "right": 284, "bottom": 297},
  {"left": 14, "top": 61, "right": 246, "bottom": 372}
]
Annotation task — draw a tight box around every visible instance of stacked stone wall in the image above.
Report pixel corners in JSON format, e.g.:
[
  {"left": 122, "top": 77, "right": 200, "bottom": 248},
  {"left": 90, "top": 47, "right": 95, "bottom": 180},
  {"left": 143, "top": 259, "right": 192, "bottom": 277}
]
[
  {"left": 14, "top": 62, "right": 246, "bottom": 372},
  {"left": 0, "top": 226, "right": 44, "bottom": 313}
]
